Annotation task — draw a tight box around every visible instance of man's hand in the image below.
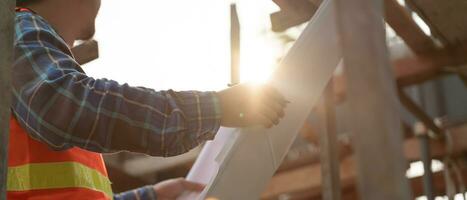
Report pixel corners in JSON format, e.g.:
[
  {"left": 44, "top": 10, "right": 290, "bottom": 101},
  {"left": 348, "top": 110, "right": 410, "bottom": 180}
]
[
  {"left": 217, "top": 83, "right": 288, "bottom": 128},
  {"left": 153, "top": 178, "right": 205, "bottom": 200}
]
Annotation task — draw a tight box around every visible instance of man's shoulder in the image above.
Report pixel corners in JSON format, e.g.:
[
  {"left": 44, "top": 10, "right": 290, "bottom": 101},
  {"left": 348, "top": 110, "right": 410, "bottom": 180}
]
[
  {"left": 14, "top": 12, "right": 70, "bottom": 55},
  {"left": 16, "top": 12, "right": 54, "bottom": 34},
  {"left": 15, "top": 12, "right": 66, "bottom": 45}
]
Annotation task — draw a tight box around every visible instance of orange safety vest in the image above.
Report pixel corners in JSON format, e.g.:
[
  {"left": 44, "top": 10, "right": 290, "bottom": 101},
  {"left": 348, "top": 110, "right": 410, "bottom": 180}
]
[{"left": 7, "top": 115, "right": 113, "bottom": 199}]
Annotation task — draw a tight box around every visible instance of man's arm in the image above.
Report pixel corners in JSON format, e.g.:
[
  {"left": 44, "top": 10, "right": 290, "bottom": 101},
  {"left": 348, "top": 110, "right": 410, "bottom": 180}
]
[{"left": 12, "top": 13, "right": 221, "bottom": 156}]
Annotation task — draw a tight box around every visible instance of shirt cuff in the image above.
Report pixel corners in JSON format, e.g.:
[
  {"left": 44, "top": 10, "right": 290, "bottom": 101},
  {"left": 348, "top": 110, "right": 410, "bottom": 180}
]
[{"left": 113, "top": 185, "right": 157, "bottom": 200}]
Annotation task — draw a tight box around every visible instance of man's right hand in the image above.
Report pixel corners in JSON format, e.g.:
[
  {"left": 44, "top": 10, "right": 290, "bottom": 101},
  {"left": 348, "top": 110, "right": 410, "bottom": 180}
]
[{"left": 216, "top": 83, "right": 288, "bottom": 128}]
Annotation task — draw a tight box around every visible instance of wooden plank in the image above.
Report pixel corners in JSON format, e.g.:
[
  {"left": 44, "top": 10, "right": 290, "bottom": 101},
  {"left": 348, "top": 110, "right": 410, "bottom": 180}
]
[
  {"left": 331, "top": 43, "right": 467, "bottom": 102},
  {"left": 317, "top": 83, "right": 341, "bottom": 200},
  {"left": 270, "top": 0, "right": 321, "bottom": 32},
  {"left": 346, "top": 164, "right": 467, "bottom": 198},
  {"left": 406, "top": 0, "right": 467, "bottom": 47},
  {"left": 270, "top": 0, "right": 439, "bottom": 55},
  {"left": 71, "top": 40, "right": 99, "bottom": 65},
  {"left": 398, "top": 89, "right": 443, "bottom": 135},
  {"left": 384, "top": 0, "right": 437, "bottom": 54},
  {"left": 394, "top": 43, "right": 467, "bottom": 87},
  {"left": 0, "top": 1, "right": 14, "bottom": 199},
  {"left": 262, "top": 158, "right": 355, "bottom": 200},
  {"left": 263, "top": 122, "right": 467, "bottom": 199},
  {"left": 230, "top": 4, "right": 240, "bottom": 85},
  {"left": 333, "top": 0, "right": 412, "bottom": 199}
]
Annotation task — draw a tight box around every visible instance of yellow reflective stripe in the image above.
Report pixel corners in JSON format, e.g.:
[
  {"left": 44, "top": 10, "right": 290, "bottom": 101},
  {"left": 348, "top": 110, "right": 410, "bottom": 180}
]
[{"left": 7, "top": 162, "right": 113, "bottom": 198}]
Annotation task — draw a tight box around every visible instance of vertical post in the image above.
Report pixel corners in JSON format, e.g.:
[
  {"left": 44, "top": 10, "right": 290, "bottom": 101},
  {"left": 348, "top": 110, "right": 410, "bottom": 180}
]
[
  {"left": 0, "top": 0, "right": 15, "bottom": 199},
  {"left": 318, "top": 82, "right": 341, "bottom": 200},
  {"left": 419, "top": 134, "right": 435, "bottom": 200},
  {"left": 230, "top": 3, "right": 240, "bottom": 86},
  {"left": 333, "top": 0, "right": 412, "bottom": 199}
]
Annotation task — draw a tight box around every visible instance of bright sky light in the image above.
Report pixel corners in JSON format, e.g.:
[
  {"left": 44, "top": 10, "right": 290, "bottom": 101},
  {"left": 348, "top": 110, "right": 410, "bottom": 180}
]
[{"left": 83, "top": 0, "right": 281, "bottom": 92}]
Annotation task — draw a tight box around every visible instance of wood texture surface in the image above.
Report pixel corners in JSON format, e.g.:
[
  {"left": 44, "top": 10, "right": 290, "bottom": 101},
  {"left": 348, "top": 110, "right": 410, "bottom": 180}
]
[
  {"left": 407, "top": 0, "right": 467, "bottom": 46},
  {"left": 71, "top": 40, "right": 99, "bottom": 65},
  {"left": 333, "top": 0, "right": 412, "bottom": 199},
  {"left": 0, "top": 1, "right": 14, "bottom": 199}
]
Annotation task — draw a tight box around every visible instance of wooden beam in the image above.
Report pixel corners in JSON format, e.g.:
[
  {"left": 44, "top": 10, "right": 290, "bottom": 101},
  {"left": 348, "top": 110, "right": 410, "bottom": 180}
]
[
  {"left": 263, "top": 123, "right": 467, "bottom": 199},
  {"left": 398, "top": 89, "right": 443, "bottom": 136},
  {"left": 230, "top": 4, "right": 240, "bottom": 85},
  {"left": 0, "top": 1, "right": 14, "bottom": 199},
  {"left": 395, "top": 44, "right": 467, "bottom": 86},
  {"left": 299, "top": 122, "right": 467, "bottom": 168},
  {"left": 262, "top": 158, "right": 355, "bottom": 200},
  {"left": 384, "top": 0, "right": 437, "bottom": 54},
  {"left": 334, "top": 0, "right": 412, "bottom": 199},
  {"left": 406, "top": 0, "right": 467, "bottom": 47},
  {"left": 323, "top": 43, "right": 467, "bottom": 107},
  {"left": 393, "top": 54, "right": 444, "bottom": 87},
  {"left": 270, "top": 0, "right": 439, "bottom": 56},
  {"left": 71, "top": 40, "right": 99, "bottom": 65},
  {"left": 344, "top": 163, "right": 467, "bottom": 198},
  {"left": 317, "top": 83, "right": 341, "bottom": 200},
  {"left": 270, "top": 0, "right": 321, "bottom": 32},
  {"left": 410, "top": 166, "right": 467, "bottom": 197}
]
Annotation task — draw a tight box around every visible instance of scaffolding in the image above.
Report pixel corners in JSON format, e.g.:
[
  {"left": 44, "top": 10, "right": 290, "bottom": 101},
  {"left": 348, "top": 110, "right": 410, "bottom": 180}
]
[{"left": 265, "top": 0, "right": 467, "bottom": 199}]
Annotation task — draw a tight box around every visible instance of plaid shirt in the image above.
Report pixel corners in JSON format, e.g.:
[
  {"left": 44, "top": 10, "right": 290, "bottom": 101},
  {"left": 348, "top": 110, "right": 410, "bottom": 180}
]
[{"left": 13, "top": 10, "right": 221, "bottom": 200}]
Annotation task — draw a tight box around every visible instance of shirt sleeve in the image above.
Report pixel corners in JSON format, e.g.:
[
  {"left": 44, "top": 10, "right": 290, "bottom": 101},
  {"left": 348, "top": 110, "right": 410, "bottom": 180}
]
[
  {"left": 113, "top": 186, "right": 157, "bottom": 200},
  {"left": 12, "top": 12, "right": 222, "bottom": 157}
]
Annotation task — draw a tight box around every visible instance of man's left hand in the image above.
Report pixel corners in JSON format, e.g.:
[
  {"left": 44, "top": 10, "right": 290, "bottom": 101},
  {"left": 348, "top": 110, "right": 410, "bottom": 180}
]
[{"left": 153, "top": 178, "right": 205, "bottom": 200}]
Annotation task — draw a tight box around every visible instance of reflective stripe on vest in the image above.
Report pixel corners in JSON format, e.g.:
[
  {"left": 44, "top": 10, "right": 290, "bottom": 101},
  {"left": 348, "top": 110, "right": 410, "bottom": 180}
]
[
  {"left": 8, "top": 113, "right": 113, "bottom": 199},
  {"left": 8, "top": 162, "right": 113, "bottom": 198}
]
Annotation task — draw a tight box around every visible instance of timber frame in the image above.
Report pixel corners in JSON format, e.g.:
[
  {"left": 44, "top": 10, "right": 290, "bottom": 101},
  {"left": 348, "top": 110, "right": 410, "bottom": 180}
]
[{"left": 264, "top": 0, "right": 467, "bottom": 199}]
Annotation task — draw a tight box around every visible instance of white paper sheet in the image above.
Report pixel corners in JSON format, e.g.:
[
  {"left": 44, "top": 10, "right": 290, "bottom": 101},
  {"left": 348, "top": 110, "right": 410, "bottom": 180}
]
[
  {"left": 179, "top": 0, "right": 341, "bottom": 199},
  {"left": 178, "top": 128, "right": 239, "bottom": 200}
]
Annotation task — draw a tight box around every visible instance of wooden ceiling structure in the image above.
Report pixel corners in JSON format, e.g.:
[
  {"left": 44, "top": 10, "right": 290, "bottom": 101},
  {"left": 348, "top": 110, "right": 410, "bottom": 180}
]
[{"left": 265, "top": 0, "right": 467, "bottom": 199}]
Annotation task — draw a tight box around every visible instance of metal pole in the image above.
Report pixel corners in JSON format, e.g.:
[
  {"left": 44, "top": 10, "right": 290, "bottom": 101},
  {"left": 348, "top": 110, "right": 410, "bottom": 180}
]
[
  {"left": 420, "top": 134, "right": 435, "bottom": 200},
  {"left": 333, "top": 0, "right": 412, "bottom": 199},
  {"left": 0, "top": 0, "right": 15, "bottom": 199},
  {"left": 413, "top": 121, "right": 436, "bottom": 200}
]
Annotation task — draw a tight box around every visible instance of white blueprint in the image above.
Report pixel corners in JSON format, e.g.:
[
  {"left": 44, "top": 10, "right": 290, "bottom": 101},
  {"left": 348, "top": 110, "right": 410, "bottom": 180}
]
[{"left": 179, "top": 0, "right": 341, "bottom": 199}]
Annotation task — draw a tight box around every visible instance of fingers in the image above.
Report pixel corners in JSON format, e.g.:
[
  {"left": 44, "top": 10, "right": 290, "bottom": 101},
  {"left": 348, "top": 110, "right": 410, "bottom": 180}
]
[
  {"left": 179, "top": 179, "right": 205, "bottom": 192},
  {"left": 218, "top": 83, "right": 288, "bottom": 128},
  {"left": 263, "top": 97, "right": 285, "bottom": 118},
  {"left": 262, "top": 85, "right": 288, "bottom": 106},
  {"left": 260, "top": 85, "right": 288, "bottom": 117},
  {"left": 259, "top": 105, "right": 280, "bottom": 126},
  {"left": 256, "top": 113, "right": 275, "bottom": 128},
  {"left": 252, "top": 85, "right": 287, "bottom": 128}
]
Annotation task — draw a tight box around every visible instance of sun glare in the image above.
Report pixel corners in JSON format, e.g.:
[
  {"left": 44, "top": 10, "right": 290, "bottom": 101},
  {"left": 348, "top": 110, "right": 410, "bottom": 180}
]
[
  {"left": 240, "top": 37, "right": 282, "bottom": 84},
  {"left": 84, "top": 0, "right": 284, "bottom": 91}
]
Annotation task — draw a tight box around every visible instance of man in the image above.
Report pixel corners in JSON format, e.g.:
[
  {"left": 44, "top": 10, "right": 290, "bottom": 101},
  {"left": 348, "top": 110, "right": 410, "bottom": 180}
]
[{"left": 8, "top": 0, "right": 287, "bottom": 199}]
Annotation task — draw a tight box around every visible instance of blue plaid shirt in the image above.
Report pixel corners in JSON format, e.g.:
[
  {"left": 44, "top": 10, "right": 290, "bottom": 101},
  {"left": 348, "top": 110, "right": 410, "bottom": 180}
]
[{"left": 13, "top": 10, "right": 221, "bottom": 200}]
